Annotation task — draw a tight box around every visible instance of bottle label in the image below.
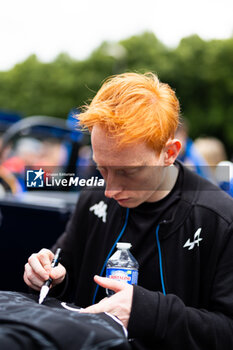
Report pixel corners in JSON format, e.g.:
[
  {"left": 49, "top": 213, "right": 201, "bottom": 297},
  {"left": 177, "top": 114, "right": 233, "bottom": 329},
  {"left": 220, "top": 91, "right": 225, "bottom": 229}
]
[{"left": 106, "top": 267, "right": 138, "bottom": 285}]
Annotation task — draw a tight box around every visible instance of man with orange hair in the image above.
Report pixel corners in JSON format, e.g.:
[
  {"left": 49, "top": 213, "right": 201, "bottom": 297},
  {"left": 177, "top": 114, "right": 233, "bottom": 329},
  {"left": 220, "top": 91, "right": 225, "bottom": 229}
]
[{"left": 24, "top": 73, "right": 233, "bottom": 349}]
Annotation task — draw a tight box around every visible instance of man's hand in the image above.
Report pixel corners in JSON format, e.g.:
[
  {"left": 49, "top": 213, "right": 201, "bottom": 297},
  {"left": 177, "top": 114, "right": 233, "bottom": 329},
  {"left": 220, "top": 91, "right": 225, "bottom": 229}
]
[
  {"left": 80, "top": 275, "right": 133, "bottom": 328},
  {"left": 23, "top": 248, "right": 66, "bottom": 291}
]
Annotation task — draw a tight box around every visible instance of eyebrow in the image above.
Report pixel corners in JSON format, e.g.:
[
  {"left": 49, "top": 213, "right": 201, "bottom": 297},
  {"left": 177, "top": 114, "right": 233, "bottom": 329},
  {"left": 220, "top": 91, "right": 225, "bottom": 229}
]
[{"left": 92, "top": 155, "right": 147, "bottom": 168}]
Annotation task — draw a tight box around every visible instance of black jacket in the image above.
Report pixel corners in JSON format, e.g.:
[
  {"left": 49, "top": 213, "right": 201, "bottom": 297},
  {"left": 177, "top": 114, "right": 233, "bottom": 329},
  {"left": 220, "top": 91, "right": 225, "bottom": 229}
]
[
  {"left": 0, "top": 291, "right": 129, "bottom": 350},
  {"left": 53, "top": 162, "right": 233, "bottom": 349}
]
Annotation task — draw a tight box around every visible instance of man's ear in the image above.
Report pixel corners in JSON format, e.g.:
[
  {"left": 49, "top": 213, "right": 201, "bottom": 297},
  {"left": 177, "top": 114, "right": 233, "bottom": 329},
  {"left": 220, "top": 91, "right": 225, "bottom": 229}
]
[{"left": 164, "top": 139, "right": 182, "bottom": 166}]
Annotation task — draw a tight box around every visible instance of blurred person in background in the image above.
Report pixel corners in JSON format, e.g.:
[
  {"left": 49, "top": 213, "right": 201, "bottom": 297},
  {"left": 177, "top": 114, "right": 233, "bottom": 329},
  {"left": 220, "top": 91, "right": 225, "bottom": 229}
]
[
  {"left": 39, "top": 139, "right": 68, "bottom": 172},
  {"left": 194, "top": 137, "right": 233, "bottom": 197},
  {"left": 194, "top": 137, "right": 227, "bottom": 176},
  {"left": 0, "top": 111, "right": 23, "bottom": 194},
  {"left": 1, "top": 137, "right": 42, "bottom": 192},
  {"left": 175, "top": 118, "right": 213, "bottom": 181},
  {"left": 0, "top": 165, "right": 21, "bottom": 195}
]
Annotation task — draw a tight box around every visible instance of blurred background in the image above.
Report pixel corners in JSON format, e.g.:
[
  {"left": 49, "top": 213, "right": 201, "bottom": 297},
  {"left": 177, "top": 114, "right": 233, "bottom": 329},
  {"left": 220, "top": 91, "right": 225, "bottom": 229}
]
[
  {"left": 0, "top": 0, "right": 233, "bottom": 156},
  {"left": 0, "top": 0, "right": 233, "bottom": 291}
]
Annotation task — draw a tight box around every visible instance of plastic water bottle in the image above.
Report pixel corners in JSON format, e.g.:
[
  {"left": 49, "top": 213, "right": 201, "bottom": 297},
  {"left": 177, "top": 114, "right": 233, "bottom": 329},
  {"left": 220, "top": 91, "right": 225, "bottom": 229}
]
[{"left": 106, "top": 242, "right": 139, "bottom": 296}]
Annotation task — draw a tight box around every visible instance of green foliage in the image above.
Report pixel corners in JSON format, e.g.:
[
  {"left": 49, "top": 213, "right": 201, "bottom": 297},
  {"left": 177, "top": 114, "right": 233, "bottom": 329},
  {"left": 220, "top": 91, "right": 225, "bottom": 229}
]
[{"left": 0, "top": 32, "right": 232, "bottom": 156}]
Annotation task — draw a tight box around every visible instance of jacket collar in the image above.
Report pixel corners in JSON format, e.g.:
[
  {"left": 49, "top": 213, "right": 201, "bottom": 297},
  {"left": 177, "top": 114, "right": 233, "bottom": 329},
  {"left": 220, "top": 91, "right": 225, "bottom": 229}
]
[{"left": 156, "top": 161, "right": 202, "bottom": 239}]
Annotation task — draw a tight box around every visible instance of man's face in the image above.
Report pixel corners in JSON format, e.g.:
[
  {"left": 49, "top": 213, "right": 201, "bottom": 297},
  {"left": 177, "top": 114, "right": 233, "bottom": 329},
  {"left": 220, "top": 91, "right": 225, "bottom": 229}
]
[{"left": 91, "top": 125, "right": 171, "bottom": 208}]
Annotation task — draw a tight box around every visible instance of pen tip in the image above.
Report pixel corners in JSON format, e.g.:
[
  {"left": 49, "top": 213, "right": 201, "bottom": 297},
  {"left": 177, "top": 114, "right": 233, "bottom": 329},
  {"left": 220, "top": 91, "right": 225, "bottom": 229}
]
[{"left": 38, "top": 285, "right": 49, "bottom": 304}]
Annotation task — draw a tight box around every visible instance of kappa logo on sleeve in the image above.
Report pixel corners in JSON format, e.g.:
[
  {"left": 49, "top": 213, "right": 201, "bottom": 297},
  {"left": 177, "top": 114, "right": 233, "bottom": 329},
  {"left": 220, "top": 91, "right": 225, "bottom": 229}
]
[
  {"left": 89, "top": 201, "right": 108, "bottom": 223},
  {"left": 183, "top": 228, "right": 203, "bottom": 250}
]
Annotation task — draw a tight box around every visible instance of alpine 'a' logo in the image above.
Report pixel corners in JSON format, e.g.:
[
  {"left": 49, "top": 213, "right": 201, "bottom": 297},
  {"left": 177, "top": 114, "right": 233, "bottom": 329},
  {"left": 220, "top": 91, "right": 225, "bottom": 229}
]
[
  {"left": 89, "top": 201, "right": 107, "bottom": 223},
  {"left": 183, "top": 228, "right": 203, "bottom": 250}
]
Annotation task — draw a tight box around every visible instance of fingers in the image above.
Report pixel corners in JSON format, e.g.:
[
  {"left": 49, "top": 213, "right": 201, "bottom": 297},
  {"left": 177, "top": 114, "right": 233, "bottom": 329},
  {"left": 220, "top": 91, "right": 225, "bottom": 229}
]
[
  {"left": 80, "top": 297, "right": 111, "bottom": 314},
  {"left": 50, "top": 264, "right": 66, "bottom": 285},
  {"left": 81, "top": 276, "right": 130, "bottom": 314},
  {"left": 93, "top": 275, "right": 126, "bottom": 293},
  {"left": 37, "top": 249, "right": 54, "bottom": 273},
  {"left": 81, "top": 303, "right": 102, "bottom": 314},
  {"left": 23, "top": 248, "right": 66, "bottom": 290},
  {"left": 80, "top": 280, "right": 133, "bottom": 328},
  {"left": 23, "top": 262, "right": 46, "bottom": 291},
  {"left": 28, "top": 250, "right": 51, "bottom": 280}
]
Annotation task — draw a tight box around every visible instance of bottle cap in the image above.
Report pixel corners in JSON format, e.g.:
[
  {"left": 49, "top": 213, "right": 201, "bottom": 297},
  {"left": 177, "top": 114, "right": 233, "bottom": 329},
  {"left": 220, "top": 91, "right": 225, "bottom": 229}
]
[{"left": 116, "top": 242, "right": 132, "bottom": 250}]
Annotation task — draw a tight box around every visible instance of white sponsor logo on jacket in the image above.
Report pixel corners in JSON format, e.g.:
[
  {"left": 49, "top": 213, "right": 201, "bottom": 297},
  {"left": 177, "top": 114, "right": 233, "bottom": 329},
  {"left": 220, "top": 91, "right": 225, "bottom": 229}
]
[
  {"left": 89, "top": 201, "right": 107, "bottom": 223},
  {"left": 183, "top": 228, "right": 203, "bottom": 250}
]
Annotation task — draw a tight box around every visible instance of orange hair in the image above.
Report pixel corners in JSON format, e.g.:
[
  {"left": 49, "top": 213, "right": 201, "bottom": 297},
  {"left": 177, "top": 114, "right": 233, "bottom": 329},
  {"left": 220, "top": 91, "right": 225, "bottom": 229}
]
[{"left": 78, "top": 72, "right": 180, "bottom": 152}]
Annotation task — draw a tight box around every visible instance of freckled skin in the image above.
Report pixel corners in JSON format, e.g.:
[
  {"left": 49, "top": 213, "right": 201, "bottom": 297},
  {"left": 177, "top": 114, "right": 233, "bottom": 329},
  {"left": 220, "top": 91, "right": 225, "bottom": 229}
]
[{"left": 91, "top": 125, "right": 180, "bottom": 208}]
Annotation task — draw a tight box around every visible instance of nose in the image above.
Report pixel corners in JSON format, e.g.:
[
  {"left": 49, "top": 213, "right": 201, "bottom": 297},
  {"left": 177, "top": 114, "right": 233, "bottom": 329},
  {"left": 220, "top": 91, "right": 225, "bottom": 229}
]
[
  {"left": 105, "top": 188, "right": 122, "bottom": 199},
  {"left": 104, "top": 172, "right": 123, "bottom": 199}
]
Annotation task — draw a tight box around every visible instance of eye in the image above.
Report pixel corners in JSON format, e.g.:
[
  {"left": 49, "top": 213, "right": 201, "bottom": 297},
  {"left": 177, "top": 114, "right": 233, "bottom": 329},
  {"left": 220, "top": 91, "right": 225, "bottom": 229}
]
[
  {"left": 116, "top": 168, "right": 138, "bottom": 177},
  {"left": 125, "top": 168, "right": 138, "bottom": 176}
]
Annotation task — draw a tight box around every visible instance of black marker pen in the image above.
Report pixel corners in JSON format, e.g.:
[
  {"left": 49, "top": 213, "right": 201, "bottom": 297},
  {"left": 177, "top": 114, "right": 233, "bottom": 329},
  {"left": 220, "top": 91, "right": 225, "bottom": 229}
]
[{"left": 38, "top": 248, "right": 61, "bottom": 304}]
